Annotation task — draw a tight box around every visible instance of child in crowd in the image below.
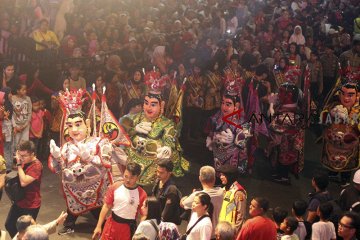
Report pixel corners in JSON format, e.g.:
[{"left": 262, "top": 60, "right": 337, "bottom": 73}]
[
  {"left": 11, "top": 83, "right": 32, "bottom": 148},
  {"left": 29, "top": 96, "right": 44, "bottom": 155},
  {"left": 273, "top": 207, "right": 288, "bottom": 240},
  {"left": 65, "top": 64, "right": 86, "bottom": 90},
  {"left": 1, "top": 87, "right": 13, "bottom": 170},
  {"left": 280, "top": 216, "right": 299, "bottom": 240},
  {"left": 311, "top": 202, "right": 336, "bottom": 240},
  {"left": 292, "top": 200, "right": 311, "bottom": 240}
]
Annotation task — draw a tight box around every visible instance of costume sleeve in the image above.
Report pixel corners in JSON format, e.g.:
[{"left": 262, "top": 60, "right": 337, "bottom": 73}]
[
  {"left": 234, "top": 190, "right": 246, "bottom": 231},
  {"left": 162, "top": 121, "right": 176, "bottom": 149}
]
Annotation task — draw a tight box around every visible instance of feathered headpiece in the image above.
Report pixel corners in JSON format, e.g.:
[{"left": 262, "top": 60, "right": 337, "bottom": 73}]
[
  {"left": 59, "top": 89, "right": 86, "bottom": 114},
  {"left": 143, "top": 68, "right": 169, "bottom": 99}
]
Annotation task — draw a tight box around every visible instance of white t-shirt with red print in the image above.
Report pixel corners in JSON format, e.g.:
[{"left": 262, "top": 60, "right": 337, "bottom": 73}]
[{"left": 104, "top": 183, "right": 147, "bottom": 219}]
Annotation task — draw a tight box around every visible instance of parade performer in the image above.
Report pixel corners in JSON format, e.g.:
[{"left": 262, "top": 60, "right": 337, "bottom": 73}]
[
  {"left": 267, "top": 81, "right": 305, "bottom": 184},
  {"left": 48, "top": 88, "right": 129, "bottom": 235},
  {"left": 321, "top": 66, "right": 360, "bottom": 187},
  {"left": 205, "top": 74, "right": 251, "bottom": 175},
  {"left": 120, "top": 70, "right": 189, "bottom": 186}
]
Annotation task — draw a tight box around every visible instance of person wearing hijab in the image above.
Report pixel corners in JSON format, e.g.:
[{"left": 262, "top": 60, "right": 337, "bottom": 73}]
[{"left": 289, "top": 25, "right": 306, "bottom": 46}]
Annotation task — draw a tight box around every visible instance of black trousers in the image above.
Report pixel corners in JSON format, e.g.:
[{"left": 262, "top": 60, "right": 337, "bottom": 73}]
[
  {"left": 63, "top": 207, "right": 102, "bottom": 228},
  {"left": 5, "top": 204, "right": 40, "bottom": 238}
]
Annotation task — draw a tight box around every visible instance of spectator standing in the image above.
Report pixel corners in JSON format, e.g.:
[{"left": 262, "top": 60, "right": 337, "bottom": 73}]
[
  {"left": 307, "top": 172, "right": 331, "bottom": 224},
  {"left": 337, "top": 212, "right": 360, "bottom": 240},
  {"left": 1, "top": 62, "right": 16, "bottom": 89},
  {"left": 218, "top": 165, "right": 247, "bottom": 232},
  {"left": 92, "top": 162, "right": 147, "bottom": 240},
  {"left": 5, "top": 141, "right": 43, "bottom": 238},
  {"left": 311, "top": 203, "right": 336, "bottom": 240},
  {"left": 181, "top": 166, "right": 224, "bottom": 237},
  {"left": 215, "top": 221, "right": 236, "bottom": 240},
  {"left": 29, "top": 96, "right": 44, "bottom": 155},
  {"left": 11, "top": 83, "right": 32, "bottom": 148},
  {"left": 339, "top": 169, "right": 360, "bottom": 213},
  {"left": 22, "top": 225, "right": 48, "bottom": 240},
  {"left": 186, "top": 192, "right": 213, "bottom": 240},
  {"left": 65, "top": 64, "right": 86, "bottom": 90},
  {"left": 134, "top": 197, "right": 161, "bottom": 240},
  {"left": 236, "top": 197, "right": 277, "bottom": 240},
  {"left": 280, "top": 217, "right": 299, "bottom": 240},
  {"left": 152, "top": 159, "right": 182, "bottom": 225},
  {"left": 292, "top": 200, "right": 311, "bottom": 240}
]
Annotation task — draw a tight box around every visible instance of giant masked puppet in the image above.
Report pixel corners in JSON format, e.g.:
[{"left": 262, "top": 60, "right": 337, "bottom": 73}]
[
  {"left": 48, "top": 88, "right": 129, "bottom": 231},
  {"left": 321, "top": 67, "right": 360, "bottom": 185},
  {"left": 120, "top": 70, "right": 189, "bottom": 186},
  {"left": 205, "top": 76, "right": 251, "bottom": 175}
]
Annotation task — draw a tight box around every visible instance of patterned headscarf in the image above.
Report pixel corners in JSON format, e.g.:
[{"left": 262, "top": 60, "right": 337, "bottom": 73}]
[{"left": 158, "top": 222, "right": 180, "bottom": 240}]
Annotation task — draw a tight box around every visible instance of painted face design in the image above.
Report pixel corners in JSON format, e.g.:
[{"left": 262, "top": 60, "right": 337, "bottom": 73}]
[
  {"left": 339, "top": 86, "right": 357, "bottom": 109},
  {"left": 66, "top": 116, "right": 88, "bottom": 142},
  {"left": 143, "top": 96, "right": 161, "bottom": 120}
]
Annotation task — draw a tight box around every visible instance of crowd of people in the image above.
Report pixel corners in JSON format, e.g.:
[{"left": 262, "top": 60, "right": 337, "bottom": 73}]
[{"left": 0, "top": 0, "right": 359, "bottom": 239}]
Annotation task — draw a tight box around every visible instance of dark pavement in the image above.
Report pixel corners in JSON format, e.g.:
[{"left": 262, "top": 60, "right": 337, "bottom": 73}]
[{"left": 0, "top": 129, "right": 344, "bottom": 239}]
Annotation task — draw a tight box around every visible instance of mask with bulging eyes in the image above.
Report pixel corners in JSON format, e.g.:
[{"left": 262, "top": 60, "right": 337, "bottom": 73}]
[{"left": 136, "top": 137, "right": 147, "bottom": 154}]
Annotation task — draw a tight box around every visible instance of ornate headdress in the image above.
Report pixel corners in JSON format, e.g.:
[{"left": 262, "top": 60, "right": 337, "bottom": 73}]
[
  {"left": 143, "top": 68, "right": 169, "bottom": 100},
  {"left": 59, "top": 89, "right": 86, "bottom": 115},
  {"left": 285, "top": 63, "right": 301, "bottom": 84},
  {"left": 339, "top": 63, "right": 360, "bottom": 90},
  {"left": 223, "top": 73, "right": 242, "bottom": 103}
]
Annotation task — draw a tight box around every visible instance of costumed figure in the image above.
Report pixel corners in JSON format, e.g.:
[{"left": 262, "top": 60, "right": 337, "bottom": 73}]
[
  {"left": 205, "top": 74, "right": 251, "bottom": 175},
  {"left": 204, "top": 60, "right": 224, "bottom": 115},
  {"left": 184, "top": 62, "right": 204, "bottom": 139},
  {"left": 48, "top": 88, "right": 129, "bottom": 233},
  {"left": 267, "top": 80, "right": 305, "bottom": 184},
  {"left": 120, "top": 69, "right": 189, "bottom": 186},
  {"left": 164, "top": 70, "right": 187, "bottom": 136},
  {"left": 320, "top": 66, "right": 360, "bottom": 186}
]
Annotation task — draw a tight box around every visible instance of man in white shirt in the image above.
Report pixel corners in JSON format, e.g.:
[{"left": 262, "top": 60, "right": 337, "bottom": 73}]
[{"left": 181, "top": 166, "right": 224, "bottom": 236}]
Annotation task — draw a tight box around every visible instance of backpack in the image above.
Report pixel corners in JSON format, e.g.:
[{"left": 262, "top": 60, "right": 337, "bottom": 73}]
[{"left": 5, "top": 171, "right": 25, "bottom": 202}]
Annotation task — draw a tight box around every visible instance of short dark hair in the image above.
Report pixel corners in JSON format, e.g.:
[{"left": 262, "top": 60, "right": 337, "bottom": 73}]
[
  {"left": 255, "top": 64, "right": 268, "bottom": 77},
  {"left": 254, "top": 197, "right": 270, "bottom": 213},
  {"left": 31, "top": 96, "right": 40, "bottom": 103},
  {"left": 17, "top": 141, "right": 36, "bottom": 154},
  {"left": 157, "top": 159, "right": 174, "bottom": 172},
  {"left": 319, "top": 202, "right": 333, "bottom": 220},
  {"left": 16, "top": 215, "right": 33, "bottom": 233},
  {"left": 292, "top": 200, "right": 308, "bottom": 217},
  {"left": 285, "top": 216, "right": 299, "bottom": 233},
  {"left": 146, "top": 196, "right": 162, "bottom": 222},
  {"left": 126, "top": 162, "right": 142, "bottom": 176},
  {"left": 273, "top": 207, "right": 288, "bottom": 225},
  {"left": 313, "top": 172, "right": 329, "bottom": 191},
  {"left": 342, "top": 212, "right": 360, "bottom": 230}
]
